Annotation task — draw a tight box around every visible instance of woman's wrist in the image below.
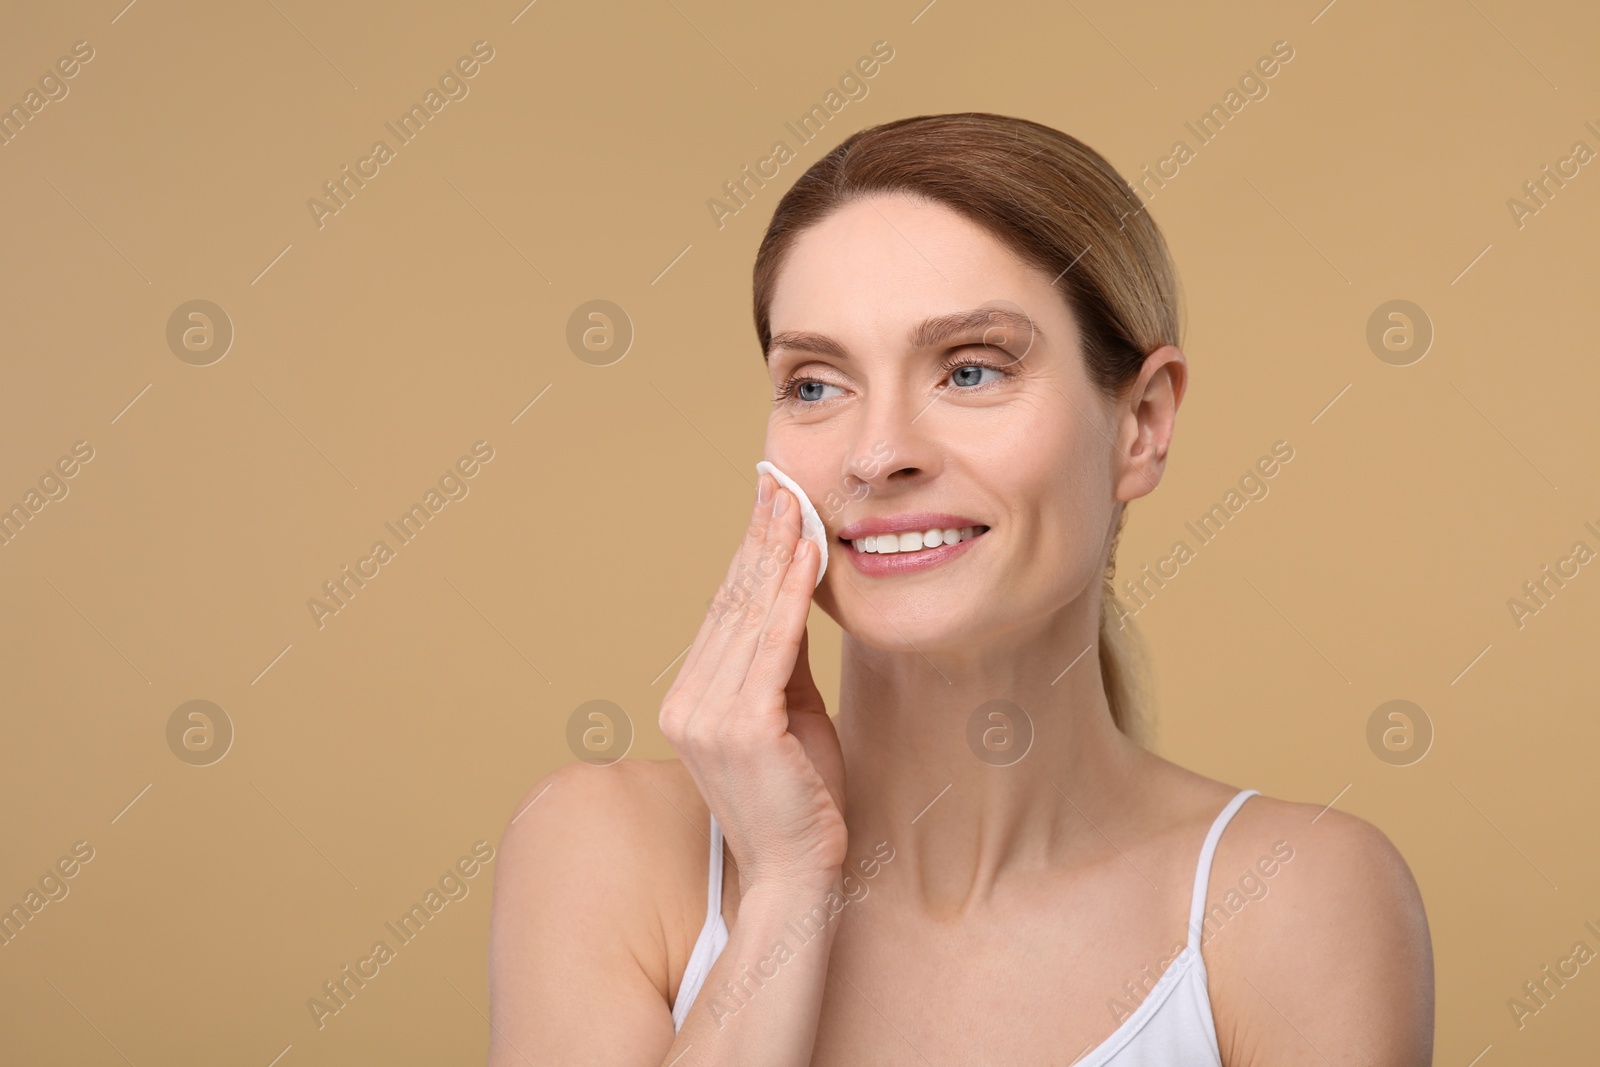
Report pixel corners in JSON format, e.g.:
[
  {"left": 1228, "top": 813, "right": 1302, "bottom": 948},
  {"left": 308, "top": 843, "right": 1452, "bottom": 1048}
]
[
  {"left": 737, "top": 870, "right": 850, "bottom": 921},
  {"left": 738, "top": 867, "right": 844, "bottom": 903},
  {"left": 730, "top": 876, "right": 851, "bottom": 968}
]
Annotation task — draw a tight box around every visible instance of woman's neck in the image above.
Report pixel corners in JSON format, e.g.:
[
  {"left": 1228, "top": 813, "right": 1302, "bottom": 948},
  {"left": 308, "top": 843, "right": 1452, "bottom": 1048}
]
[{"left": 834, "top": 613, "right": 1151, "bottom": 918}]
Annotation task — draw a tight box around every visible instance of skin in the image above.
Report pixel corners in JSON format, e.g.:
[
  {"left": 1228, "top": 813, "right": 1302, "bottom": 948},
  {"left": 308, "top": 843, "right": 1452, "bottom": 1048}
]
[{"left": 487, "top": 194, "right": 1434, "bottom": 1065}]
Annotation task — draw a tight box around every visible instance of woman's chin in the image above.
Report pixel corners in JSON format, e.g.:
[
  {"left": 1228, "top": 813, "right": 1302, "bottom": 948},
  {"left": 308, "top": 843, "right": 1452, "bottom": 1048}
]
[{"left": 838, "top": 611, "right": 988, "bottom": 657}]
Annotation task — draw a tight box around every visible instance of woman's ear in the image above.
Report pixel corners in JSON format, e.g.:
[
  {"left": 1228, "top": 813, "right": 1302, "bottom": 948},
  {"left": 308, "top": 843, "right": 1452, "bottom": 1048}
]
[{"left": 1114, "top": 345, "right": 1186, "bottom": 503}]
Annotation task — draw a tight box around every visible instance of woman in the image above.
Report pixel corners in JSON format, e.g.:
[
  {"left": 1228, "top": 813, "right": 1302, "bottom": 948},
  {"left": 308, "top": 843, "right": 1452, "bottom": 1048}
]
[{"left": 487, "top": 113, "right": 1434, "bottom": 1065}]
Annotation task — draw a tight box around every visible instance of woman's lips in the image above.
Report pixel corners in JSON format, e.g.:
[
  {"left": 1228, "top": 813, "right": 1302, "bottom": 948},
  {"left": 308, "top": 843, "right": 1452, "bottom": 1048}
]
[
  {"left": 835, "top": 512, "right": 984, "bottom": 540},
  {"left": 841, "top": 526, "right": 990, "bottom": 577}
]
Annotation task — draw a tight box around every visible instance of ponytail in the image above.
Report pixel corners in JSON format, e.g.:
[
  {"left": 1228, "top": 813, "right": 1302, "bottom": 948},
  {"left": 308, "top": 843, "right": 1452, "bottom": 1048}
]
[{"left": 1099, "top": 502, "right": 1153, "bottom": 746}]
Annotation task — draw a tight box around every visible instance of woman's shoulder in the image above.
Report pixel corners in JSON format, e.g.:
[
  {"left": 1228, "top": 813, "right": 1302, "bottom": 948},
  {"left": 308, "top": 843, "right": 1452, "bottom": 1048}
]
[
  {"left": 1185, "top": 777, "right": 1434, "bottom": 1061},
  {"left": 502, "top": 755, "right": 705, "bottom": 822},
  {"left": 1156, "top": 764, "right": 1429, "bottom": 952},
  {"left": 499, "top": 755, "right": 707, "bottom": 847},
  {"left": 1137, "top": 757, "right": 1421, "bottom": 898},
  {"left": 495, "top": 755, "right": 711, "bottom": 911},
  {"left": 490, "top": 758, "right": 713, "bottom": 1003},
  {"left": 1206, "top": 784, "right": 1426, "bottom": 927}
]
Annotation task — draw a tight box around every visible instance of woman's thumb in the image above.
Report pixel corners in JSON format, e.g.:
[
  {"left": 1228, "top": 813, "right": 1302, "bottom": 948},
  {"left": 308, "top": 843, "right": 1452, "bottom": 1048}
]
[{"left": 785, "top": 625, "right": 822, "bottom": 699}]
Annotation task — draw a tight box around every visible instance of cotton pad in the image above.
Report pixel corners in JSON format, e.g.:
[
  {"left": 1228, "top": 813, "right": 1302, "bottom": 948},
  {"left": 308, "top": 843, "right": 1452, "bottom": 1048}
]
[{"left": 755, "top": 460, "right": 829, "bottom": 587}]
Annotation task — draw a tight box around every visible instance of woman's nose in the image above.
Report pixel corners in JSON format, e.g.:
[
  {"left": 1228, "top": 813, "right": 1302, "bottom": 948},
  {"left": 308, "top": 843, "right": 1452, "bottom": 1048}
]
[{"left": 845, "top": 396, "right": 942, "bottom": 492}]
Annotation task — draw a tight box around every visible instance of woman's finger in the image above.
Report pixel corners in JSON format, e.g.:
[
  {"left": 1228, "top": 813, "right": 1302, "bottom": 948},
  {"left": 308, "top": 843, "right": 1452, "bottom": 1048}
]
[
  {"left": 785, "top": 625, "right": 820, "bottom": 706},
  {"left": 672, "top": 474, "right": 777, "bottom": 695},
  {"left": 717, "top": 486, "right": 806, "bottom": 689},
  {"left": 740, "top": 530, "right": 819, "bottom": 704},
  {"left": 692, "top": 484, "right": 795, "bottom": 703}
]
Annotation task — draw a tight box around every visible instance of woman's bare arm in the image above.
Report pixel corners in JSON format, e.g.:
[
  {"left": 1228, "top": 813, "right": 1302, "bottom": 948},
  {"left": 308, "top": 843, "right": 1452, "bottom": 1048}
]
[
  {"left": 486, "top": 759, "right": 848, "bottom": 1066},
  {"left": 665, "top": 871, "right": 845, "bottom": 1065},
  {"left": 486, "top": 761, "right": 678, "bottom": 1065}
]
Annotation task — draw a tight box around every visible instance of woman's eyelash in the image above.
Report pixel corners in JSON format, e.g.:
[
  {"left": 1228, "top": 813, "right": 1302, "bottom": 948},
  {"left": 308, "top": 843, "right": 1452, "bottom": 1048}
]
[
  {"left": 938, "top": 353, "right": 1018, "bottom": 387},
  {"left": 774, "top": 352, "right": 1017, "bottom": 403},
  {"left": 772, "top": 375, "right": 809, "bottom": 402}
]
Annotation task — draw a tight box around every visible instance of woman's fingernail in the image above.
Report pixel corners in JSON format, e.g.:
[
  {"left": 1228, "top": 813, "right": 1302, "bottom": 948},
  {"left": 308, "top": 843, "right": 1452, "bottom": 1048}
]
[
  {"left": 772, "top": 488, "right": 790, "bottom": 517},
  {"left": 757, "top": 474, "right": 770, "bottom": 506}
]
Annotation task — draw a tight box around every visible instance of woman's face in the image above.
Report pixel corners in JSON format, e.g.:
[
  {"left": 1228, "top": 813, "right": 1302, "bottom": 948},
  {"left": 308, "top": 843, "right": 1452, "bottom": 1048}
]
[{"left": 764, "top": 194, "right": 1163, "bottom": 654}]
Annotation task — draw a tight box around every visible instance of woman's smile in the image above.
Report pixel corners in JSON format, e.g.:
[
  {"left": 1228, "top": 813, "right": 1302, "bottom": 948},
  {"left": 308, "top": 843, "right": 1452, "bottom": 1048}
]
[{"left": 835, "top": 511, "right": 992, "bottom": 576}]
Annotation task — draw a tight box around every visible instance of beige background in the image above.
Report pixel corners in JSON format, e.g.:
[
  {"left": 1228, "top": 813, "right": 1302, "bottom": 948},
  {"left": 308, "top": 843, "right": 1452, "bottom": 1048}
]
[{"left": 2, "top": 0, "right": 1597, "bottom": 1062}]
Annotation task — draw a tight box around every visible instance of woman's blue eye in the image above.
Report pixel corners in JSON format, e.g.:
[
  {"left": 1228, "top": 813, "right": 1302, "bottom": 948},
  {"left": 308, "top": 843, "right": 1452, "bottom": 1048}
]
[
  {"left": 949, "top": 363, "right": 1004, "bottom": 387},
  {"left": 780, "top": 379, "right": 842, "bottom": 403}
]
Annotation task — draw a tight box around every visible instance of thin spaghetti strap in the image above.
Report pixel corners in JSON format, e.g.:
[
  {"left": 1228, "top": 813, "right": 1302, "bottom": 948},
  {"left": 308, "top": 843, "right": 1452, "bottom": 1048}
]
[
  {"left": 1185, "top": 789, "right": 1260, "bottom": 951},
  {"left": 704, "top": 813, "right": 725, "bottom": 924},
  {"left": 670, "top": 813, "right": 731, "bottom": 1032}
]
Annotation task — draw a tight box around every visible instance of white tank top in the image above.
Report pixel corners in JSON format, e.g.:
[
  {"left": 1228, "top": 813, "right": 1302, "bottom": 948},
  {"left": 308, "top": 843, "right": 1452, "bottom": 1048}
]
[{"left": 671, "top": 788, "right": 1260, "bottom": 1064}]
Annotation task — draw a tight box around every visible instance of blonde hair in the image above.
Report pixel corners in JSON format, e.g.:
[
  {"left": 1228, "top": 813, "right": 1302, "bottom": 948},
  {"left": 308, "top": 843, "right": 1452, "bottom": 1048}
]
[{"left": 751, "top": 112, "right": 1183, "bottom": 746}]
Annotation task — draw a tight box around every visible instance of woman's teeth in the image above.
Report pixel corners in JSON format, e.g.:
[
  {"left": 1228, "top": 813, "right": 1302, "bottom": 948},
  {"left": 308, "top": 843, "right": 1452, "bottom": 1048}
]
[{"left": 851, "top": 526, "right": 988, "bottom": 554}]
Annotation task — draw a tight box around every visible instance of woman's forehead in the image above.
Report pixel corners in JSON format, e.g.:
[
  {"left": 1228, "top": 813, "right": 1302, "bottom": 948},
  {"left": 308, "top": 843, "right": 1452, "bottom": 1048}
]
[{"left": 768, "top": 199, "right": 1070, "bottom": 351}]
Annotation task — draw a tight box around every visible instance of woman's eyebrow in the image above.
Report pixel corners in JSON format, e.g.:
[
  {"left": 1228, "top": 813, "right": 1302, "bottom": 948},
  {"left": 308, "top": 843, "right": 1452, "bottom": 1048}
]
[{"left": 766, "top": 306, "right": 1044, "bottom": 364}]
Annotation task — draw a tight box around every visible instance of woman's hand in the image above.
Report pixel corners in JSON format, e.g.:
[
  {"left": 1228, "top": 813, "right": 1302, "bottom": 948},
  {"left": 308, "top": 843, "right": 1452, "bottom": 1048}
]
[{"left": 659, "top": 472, "right": 847, "bottom": 895}]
